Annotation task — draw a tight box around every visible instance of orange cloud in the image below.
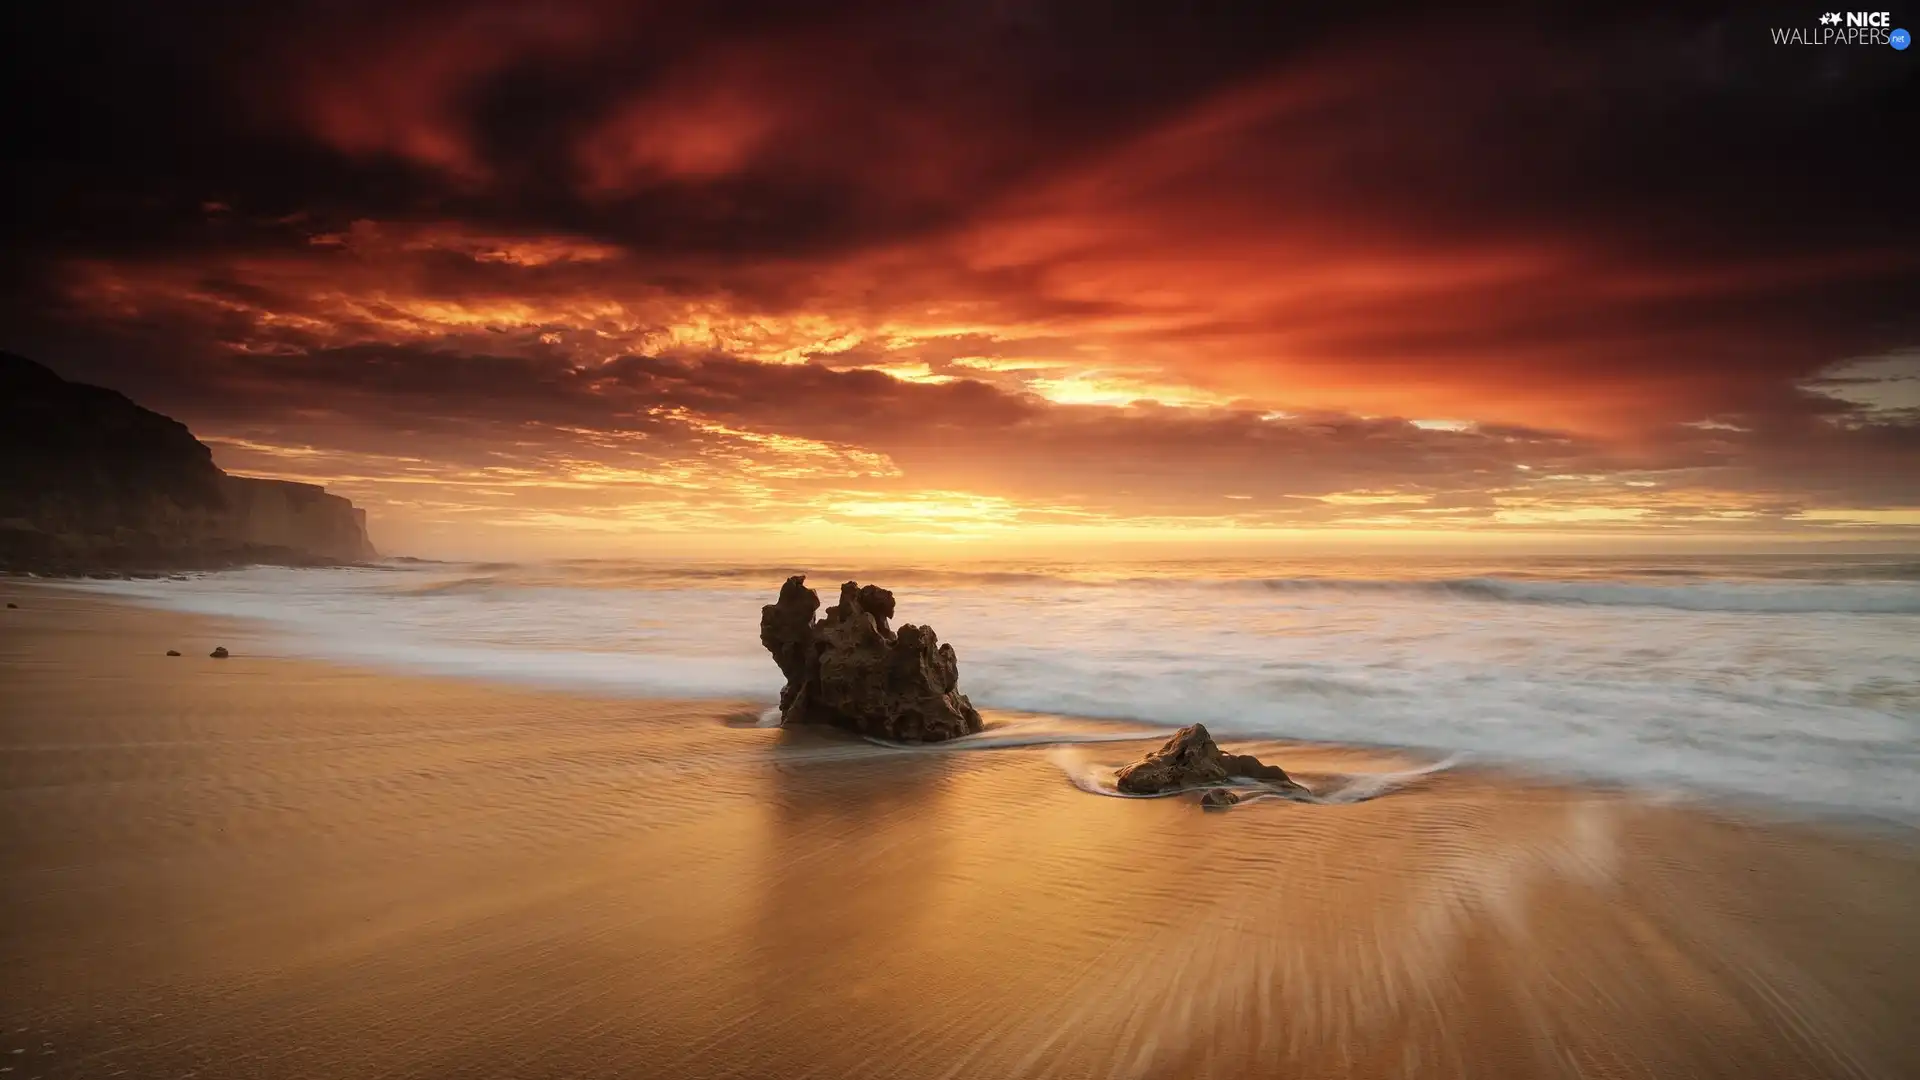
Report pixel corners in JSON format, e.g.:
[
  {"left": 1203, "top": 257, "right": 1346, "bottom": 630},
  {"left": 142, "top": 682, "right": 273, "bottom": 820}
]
[{"left": 7, "top": 3, "right": 1917, "bottom": 555}]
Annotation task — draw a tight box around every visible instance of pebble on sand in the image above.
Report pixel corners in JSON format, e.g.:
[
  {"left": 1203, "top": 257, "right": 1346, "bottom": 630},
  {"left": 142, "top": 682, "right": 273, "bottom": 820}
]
[
  {"left": 166, "top": 650, "right": 181, "bottom": 657},
  {"left": 1199, "top": 788, "right": 1240, "bottom": 810},
  {"left": 209, "top": 647, "right": 230, "bottom": 659}
]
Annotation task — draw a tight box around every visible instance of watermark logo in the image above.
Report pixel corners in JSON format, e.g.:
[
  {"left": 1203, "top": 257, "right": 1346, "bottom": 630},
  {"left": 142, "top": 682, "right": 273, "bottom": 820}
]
[{"left": 1771, "top": 10, "right": 1908, "bottom": 45}]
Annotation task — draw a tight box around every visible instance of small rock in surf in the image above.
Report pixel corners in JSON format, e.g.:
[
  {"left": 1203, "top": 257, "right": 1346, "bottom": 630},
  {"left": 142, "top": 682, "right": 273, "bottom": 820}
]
[
  {"left": 166, "top": 649, "right": 181, "bottom": 656},
  {"left": 209, "top": 646, "right": 229, "bottom": 659},
  {"left": 1115, "top": 723, "right": 1304, "bottom": 796}
]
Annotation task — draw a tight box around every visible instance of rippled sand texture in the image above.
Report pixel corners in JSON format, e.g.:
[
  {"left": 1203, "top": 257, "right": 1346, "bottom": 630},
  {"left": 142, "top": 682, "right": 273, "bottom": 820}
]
[{"left": 4, "top": 584, "right": 1918, "bottom": 1080}]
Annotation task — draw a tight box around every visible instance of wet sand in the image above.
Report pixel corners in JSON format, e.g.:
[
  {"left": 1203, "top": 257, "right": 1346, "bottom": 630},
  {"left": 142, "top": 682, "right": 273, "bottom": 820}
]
[{"left": 3, "top": 582, "right": 1918, "bottom": 1080}]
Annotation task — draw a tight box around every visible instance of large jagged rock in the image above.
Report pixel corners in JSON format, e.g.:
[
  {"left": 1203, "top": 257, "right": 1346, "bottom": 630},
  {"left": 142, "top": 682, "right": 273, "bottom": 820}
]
[
  {"left": 759, "top": 575, "right": 984, "bottom": 743},
  {"left": 1114, "top": 723, "right": 1303, "bottom": 795},
  {"left": 760, "top": 575, "right": 821, "bottom": 703}
]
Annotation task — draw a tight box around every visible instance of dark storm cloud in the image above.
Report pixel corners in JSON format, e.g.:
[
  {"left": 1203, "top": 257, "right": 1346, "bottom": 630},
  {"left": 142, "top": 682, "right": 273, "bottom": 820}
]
[
  {"left": 5, "top": 2, "right": 1909, "bottom": 265},
  {"left": 1, "top": 0, "right": 1916, "bottom": 545},
  {"left": 2, "top": 2, "right": 1304, "bottom": 262}
]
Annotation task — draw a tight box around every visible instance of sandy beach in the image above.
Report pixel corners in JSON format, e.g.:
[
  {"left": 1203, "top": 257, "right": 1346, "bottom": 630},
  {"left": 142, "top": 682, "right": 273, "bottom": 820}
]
[{"left": 3, "top": 582, "right": 1918, "bottom": 1080}]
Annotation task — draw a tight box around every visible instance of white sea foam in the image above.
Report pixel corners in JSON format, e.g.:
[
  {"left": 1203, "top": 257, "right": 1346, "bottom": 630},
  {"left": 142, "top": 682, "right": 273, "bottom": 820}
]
[
  {"left": 59, "top": 555, "right": 1920, "bottom": 820},
  {"left": 1416, "top": 576, "right": 1920, "bottom": 614}
]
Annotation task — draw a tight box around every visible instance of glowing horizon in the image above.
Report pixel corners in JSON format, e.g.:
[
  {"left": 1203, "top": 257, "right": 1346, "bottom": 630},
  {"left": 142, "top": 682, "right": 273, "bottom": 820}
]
[{"left": 5, "top": 5, "right": 1916, "bottom": 559}]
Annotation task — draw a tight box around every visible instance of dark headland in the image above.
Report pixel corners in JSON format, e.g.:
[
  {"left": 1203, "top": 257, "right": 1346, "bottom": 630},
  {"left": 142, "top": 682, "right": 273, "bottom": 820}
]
[{"left": 0, "top": 352, "right": 377, "bottom": 576}]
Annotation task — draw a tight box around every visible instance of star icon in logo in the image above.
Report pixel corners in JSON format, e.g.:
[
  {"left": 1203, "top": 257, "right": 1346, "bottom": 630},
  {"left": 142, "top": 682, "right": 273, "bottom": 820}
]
[{"left": 1820, "top": 11, "right": 1841, "bottom": 24}]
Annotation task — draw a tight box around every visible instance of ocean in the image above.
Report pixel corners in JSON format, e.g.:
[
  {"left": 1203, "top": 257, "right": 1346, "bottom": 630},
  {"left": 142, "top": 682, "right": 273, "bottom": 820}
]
[{"left": 60, "top": 553, "right": 1920, "bottom": 822}]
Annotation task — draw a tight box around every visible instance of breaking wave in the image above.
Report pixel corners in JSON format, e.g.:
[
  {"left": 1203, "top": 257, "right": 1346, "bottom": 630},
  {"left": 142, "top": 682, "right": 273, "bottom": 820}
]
[
  {"left": 1233, "top": 576, "right": 1920, "bottom": 614},
  {"left": 53, "top": 552, "right": 1920, "bottom": 820}
]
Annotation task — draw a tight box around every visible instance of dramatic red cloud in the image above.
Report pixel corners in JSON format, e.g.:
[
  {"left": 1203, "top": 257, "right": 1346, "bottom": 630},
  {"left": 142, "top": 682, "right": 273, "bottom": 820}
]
[
  {"left": 285, "top": 3, "right": 612, "bottom": 180},
  {"left": 4, "top": 2, "right": 1916, "bottom": 555}
]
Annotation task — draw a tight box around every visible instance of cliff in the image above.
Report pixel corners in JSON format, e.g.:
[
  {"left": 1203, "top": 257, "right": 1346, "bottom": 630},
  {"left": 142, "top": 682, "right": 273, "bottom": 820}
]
[
  {"left": 219, "top": 476, "right": 376, "bottom": 563},
  {"left": 0, "top": 352, "right": 378, "bottom": 574}
]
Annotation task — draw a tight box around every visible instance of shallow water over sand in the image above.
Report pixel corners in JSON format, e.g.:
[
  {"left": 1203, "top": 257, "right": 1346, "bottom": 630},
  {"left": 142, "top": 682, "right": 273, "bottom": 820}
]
[
  {"left": 5, "top": 587, "right": 1919, "bottom": 1079},
  {"left": 62, "top": 553, "right": 1920, "bottom": 821}
]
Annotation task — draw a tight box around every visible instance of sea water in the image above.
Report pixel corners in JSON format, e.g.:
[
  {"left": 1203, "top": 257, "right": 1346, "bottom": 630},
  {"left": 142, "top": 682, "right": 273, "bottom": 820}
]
[{"left": 61, "top": 554, "right": 1920, "bottom": 821}]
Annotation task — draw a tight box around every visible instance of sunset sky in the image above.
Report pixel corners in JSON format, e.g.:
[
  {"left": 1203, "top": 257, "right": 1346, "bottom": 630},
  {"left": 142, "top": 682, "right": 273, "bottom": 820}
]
[{"left": 3, "top": 2, "right": 1916, "bottom": 558}]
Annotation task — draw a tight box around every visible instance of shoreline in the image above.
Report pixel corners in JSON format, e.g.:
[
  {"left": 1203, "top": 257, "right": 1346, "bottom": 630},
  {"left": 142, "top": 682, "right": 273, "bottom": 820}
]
[
  {"left": 5, "top": 581, "right": 1919, "bottom": 1078},
  {"left": 11, "top": 577, "right": 1916, "bottom": 838},
  {"left": 1, "top": 553, "right": 383, "bottom": 580}
]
